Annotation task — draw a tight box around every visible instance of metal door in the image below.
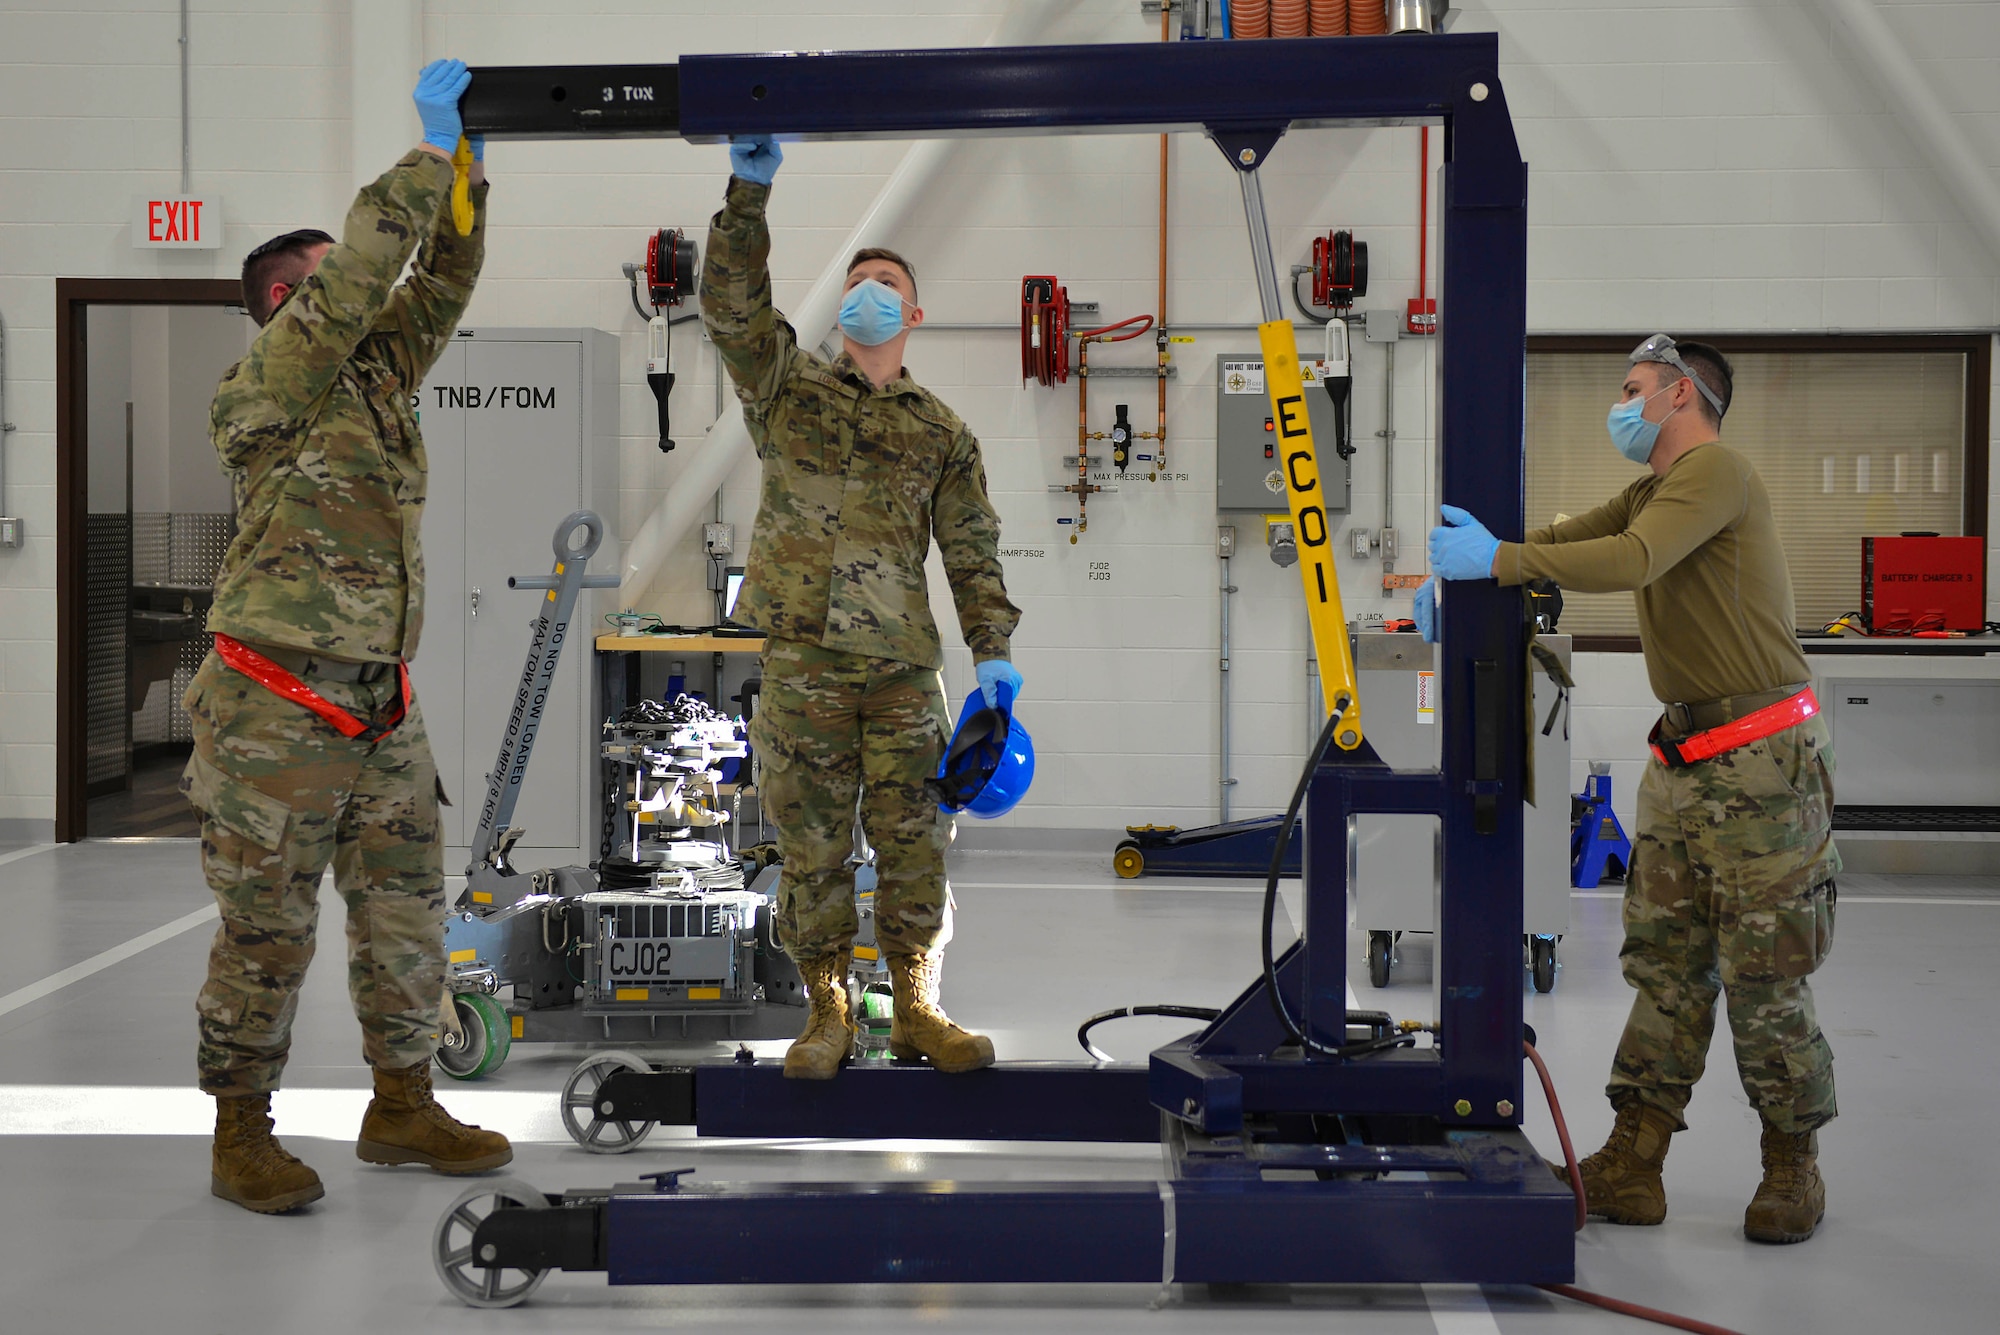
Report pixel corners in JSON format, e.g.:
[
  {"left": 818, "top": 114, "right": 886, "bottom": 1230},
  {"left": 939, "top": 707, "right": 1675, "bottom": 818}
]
[
  {"left": 461, "top": 339, "right": 586, "bottom": 853},
  {"left": 411, "top": 342, "right": 467, "bottom": 846}
]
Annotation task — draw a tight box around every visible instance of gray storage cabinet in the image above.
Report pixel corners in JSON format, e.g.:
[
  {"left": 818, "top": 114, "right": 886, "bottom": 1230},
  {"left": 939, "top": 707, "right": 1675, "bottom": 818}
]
[{"left": 409, "top": 328, "right": 620, "bottom": 870}]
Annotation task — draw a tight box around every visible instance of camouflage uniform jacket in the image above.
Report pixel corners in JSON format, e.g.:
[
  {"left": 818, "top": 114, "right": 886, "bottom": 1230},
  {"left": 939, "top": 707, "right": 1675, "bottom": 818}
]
[
  {"left": 206, "top": 149, "right": 487, "bottom": 663},
  {"left": 701, "top": 178, "right": 1019, "bottom": 671}
]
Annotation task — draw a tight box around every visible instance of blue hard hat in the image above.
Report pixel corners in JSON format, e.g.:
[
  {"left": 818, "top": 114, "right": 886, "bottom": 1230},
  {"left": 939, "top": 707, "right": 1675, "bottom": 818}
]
[{"left": 929, "top": 682, "right": 1034, "bottom": 818}]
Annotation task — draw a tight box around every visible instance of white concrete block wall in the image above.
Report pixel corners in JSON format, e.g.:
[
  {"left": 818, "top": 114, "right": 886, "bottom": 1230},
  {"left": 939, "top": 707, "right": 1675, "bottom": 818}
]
[{"left": 1, "top": 0, "right": 1996, "bottom": 836}]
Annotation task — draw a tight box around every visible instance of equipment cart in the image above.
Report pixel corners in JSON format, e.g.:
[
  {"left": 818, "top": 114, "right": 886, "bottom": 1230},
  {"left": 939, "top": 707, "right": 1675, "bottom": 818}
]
[{"left": 1355, "top": 630, "right": 1572, "bottom": 992}]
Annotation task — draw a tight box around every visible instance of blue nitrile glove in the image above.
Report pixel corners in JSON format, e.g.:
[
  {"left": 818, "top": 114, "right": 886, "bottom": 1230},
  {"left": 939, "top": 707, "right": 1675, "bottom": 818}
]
[
  {"left": 1427, "top": 504, "right": 1500, "bottom": 581},
  {"left": 468, "top": 133, "right": 484, "bottom": 162},
  {"left": 977, "top": 660, "right": 1023, "bottom": 710},
  {"left": 413, "top": 59, "right": 471, "bottom": 154},
  {"left": 730, "top": 135, "right": 783, "bottom": 186},
  {"left": 1414, "top": 577, "right": 1439, "bottom": 643}
]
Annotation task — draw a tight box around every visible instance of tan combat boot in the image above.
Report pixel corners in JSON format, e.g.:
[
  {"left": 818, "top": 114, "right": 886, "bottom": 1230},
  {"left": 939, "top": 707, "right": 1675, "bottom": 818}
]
[
  {"left": 1556, "top": 1097, "right": 1677, "bottom": 1225},
  {"left": 784, "top": 952, "right": 855, "bottom": 1080},
  {"left": 355, "top": 1062, "right": 513, "bottom": 1174},
  {"left": 1744, "top": 1122, "right": 1825, "bottom": 1244},
  {"left": 212, "top": 1093, "right": 325, "bottom": 1214},
  {"left": 887, "top": 951, "right": 994, "bottom": 1074}
]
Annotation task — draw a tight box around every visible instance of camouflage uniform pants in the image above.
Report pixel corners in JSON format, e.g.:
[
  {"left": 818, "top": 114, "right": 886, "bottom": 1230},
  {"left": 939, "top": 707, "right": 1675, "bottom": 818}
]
[
  {"left": 182, "top": 651, "right": 445, "bottom": 1096},
  {"left": 752, "top": 638, "right": 950, "bottom": 964},
  {"left": 1609, "top": 713, "right": 1842, "bottom": 1134}
]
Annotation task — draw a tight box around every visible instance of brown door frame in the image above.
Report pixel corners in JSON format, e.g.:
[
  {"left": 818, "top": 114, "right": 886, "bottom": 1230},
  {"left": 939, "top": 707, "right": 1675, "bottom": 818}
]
[{"left": 55, "top": 277, "right": 242, "bottom": 841}]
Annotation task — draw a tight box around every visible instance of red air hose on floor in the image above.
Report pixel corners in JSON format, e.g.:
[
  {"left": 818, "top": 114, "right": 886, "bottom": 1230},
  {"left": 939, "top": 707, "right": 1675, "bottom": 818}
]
[{"left": 1524, "top": 1041, "right": 1749, "bottom": 1335}]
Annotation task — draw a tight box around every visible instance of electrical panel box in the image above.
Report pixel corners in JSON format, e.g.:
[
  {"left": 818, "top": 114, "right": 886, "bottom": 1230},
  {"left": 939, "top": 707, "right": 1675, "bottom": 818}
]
[{"left": 1214, "top": 353, "right": 1352, "bottom": 514}]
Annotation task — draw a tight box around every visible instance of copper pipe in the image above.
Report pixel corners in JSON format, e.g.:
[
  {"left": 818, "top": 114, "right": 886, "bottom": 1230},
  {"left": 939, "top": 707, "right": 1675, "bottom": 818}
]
[{"left": 1075, "top": 338, "right": 1090, "bottom": 536}]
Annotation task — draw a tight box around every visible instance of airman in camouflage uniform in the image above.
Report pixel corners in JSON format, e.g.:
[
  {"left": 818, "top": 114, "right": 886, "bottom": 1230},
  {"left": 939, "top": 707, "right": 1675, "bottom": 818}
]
[
  {"left": 1470, "top": 338, "right": 1839, "bottom": 1243},
  {"left": 702, "top": 148, "right": 1020, "bottom": 1080},
  {"left": 186, "top": 61, "right": 510, "bottom": 1215},
  {"left": 1612, "top": 717, "right": 1839, "bottom": 1134}
]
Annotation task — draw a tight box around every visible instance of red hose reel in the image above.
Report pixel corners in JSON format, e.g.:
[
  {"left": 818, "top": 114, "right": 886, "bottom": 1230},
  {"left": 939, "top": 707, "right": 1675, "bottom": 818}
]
[
  {"left": 1310, "top": 229, "right": 1368, "bottom": 311},
  {"left": 1020, "top": 275, "right": 1072, "bottom": 386},
  {"left": 646, "top": 227, "right": 698, "bottom": 308},
  {"left": 1021, "top": 276, "right": 1157, "bottom": 385}
]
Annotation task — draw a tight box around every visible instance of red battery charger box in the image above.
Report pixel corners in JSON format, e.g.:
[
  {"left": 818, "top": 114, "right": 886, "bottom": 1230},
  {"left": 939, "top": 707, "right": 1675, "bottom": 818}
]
[{"left": 1861, "top": 535, "right": 1986, "bottom": 632}]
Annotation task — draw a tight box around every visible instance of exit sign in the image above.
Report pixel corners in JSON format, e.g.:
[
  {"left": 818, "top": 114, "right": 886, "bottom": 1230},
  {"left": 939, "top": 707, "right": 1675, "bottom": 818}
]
[{"left": 132, "top": 195, "right": 221, "bottom": 249}]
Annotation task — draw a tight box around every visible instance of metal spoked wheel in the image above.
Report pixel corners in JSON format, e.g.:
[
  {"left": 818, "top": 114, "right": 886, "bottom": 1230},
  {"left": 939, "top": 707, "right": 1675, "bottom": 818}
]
[
  {"left": 436, "top": 992, "right": 511, "bottom": 1081},
  {"left": 559, "top": 1049, "right": 656, "bottom": 1154},
  {"left": 432, "top": 1175, "right": 549, "bottom": 1309},
  {"left": 1113, "top": 842, "right": 1144, "bottom": 879}
]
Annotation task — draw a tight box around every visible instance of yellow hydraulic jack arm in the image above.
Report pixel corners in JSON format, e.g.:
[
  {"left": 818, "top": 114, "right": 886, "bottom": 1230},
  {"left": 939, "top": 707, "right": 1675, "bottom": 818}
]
[{"left": 1247, "top": 252, "right": 1363, "bottom": 751}]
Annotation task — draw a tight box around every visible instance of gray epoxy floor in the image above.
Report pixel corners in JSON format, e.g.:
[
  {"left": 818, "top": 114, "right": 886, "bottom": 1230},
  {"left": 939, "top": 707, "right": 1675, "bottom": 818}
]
[{"left": 1, "top": 841, "right": 1997, "bottom": 1333}]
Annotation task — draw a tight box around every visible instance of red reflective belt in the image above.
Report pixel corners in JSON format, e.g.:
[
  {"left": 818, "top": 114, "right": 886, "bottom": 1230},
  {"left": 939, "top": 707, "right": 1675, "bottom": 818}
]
[
  {"left": 1648, "top": 687, "right": 1818, "bottom": 769},
  {"left": 212, "top": 634, "right": 410, "bottom": 743}
]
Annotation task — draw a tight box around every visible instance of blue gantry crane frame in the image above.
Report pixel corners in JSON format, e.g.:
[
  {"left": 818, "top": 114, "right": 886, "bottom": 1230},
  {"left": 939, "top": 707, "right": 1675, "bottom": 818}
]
[{"left": 437, "top": 31, "right": 1563, "bottom": 1305}]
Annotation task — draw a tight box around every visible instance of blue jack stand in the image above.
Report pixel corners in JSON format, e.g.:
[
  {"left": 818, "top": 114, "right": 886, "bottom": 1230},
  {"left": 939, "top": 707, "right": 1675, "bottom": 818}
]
[
  {"left": 432, "top": 32, "right": 1574, "bottom": 1310},
  {"left": 1571, "top": 767, "right": 1632, "bottom": 889}
]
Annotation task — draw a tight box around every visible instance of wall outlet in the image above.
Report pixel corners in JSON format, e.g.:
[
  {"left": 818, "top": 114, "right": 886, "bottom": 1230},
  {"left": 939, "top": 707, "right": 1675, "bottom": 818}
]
[
  {"left": 1217, "top": 525, "right": 1237, "bottom": 558},
  {"left": 0, "top": 516, "right": 20, "bottom": 549},
  {"left": 703, "top": 522, "right": 734, "bottom": 556},
  {"left": 1351, "top": 527, "right": 1373, "bottom": 558}
]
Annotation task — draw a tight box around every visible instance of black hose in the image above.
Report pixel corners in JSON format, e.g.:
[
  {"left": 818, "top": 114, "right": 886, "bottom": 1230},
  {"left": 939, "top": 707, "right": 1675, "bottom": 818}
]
[
  {"left": 1076, "top": 1005, "right": 1221, "bottom": 1061},
  {"left": 1074, "top": 707, "right": 1413, "bottom": 1066},
  {"left": 624, "top": 267, "right": 703, "bottom": 326},
  {"left": 1260, "top": 705, "right": 1412, "bottom": 1059}
]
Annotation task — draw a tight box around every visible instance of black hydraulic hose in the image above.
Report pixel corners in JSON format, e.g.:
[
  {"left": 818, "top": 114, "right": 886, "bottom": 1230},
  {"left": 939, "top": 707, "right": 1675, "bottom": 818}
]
[
  {"left": 1260, "top": 705, "right": 1416, "bottom": 1059},
  {"left": 1076, "top": 1005, "right": 1221, "bottom": 1062}
]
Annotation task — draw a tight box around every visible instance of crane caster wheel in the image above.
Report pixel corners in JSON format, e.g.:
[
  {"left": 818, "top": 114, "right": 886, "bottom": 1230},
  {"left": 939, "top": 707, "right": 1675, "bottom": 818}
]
[
  {"left": 1366, "top": 931, "right": 1394, "bottom": 989},
  {"left": 436, "top": 991, "right": 511, "bottom": 1081},
  {"left": 1530, "top": 936, "right": 1559, "bottom": 994},
  {"left": 433, "top": 1176, "right": 550, "bottom": 1308},
  {"left": 559, "top": 1049, "right": 656, "bottom": 1154},
  {"left": 1113, "top": 842, "right": 1144, "bottom": 879}
]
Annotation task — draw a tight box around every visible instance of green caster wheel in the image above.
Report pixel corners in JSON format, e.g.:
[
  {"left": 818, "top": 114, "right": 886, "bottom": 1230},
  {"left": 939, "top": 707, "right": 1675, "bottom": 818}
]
[{"left": 436, "top": 991, "right": 511, "bottom": 1081}]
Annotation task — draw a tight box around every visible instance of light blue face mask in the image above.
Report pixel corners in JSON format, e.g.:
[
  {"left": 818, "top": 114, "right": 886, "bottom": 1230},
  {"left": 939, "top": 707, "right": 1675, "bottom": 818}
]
[
  {"left": 1607, "top": 383, "right": 1679, "bottom": 464},
  {"left": 838, "top": 278, "right": 911, "bottom": 347}
]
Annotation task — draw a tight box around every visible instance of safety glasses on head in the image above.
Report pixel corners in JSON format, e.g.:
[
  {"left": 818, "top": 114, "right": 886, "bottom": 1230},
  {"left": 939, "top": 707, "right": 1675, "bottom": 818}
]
[{"left": 1629, "top": 333, "right": 1725, "bottom": 418}]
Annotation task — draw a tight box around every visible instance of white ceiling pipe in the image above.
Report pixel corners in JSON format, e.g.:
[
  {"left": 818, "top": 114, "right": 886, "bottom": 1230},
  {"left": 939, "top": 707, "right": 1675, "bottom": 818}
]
[
  {"left": 1817, "top": 0, "right": 2000, "bottom": 269},
  {"left": 619, "top": 0, "right": 1073, "bottom": 602}
]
